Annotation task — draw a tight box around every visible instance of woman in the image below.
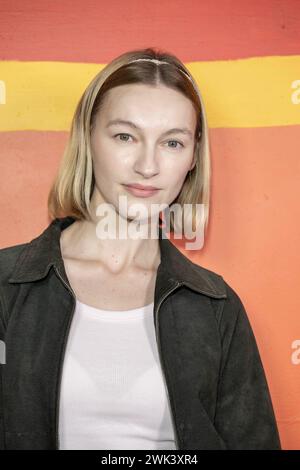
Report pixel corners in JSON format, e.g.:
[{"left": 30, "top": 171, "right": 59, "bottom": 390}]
[{"left": 0, "top": 48, "right": 281, "bottom": 450}]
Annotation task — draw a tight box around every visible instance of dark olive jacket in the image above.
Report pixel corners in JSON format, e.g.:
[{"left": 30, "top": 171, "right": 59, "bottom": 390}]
[{"left": 0, "top": 216, "right": 281, "bottom": 450}]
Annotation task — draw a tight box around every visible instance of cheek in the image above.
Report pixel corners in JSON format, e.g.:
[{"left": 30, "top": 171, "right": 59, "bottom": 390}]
[
  {"left": 91, "top": 139, "right": 132, "bottom": 175},
  {"left": 91, "top": 150, "right": 117, "bottom": 178},
  {"left": 161, "top": 161, "right": 191, "bottom": 202},
  {"left": 163, "top": 160, "right": 190, "bottom": 186}
]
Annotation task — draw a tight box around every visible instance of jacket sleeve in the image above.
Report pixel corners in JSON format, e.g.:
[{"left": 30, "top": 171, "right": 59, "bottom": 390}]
[{"left": 214, "top": 288, "right": 282, "bottom": 449}]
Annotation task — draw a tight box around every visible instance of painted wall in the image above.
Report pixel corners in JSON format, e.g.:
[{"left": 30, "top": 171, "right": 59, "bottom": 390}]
[{"left": 0, "top": 0, "right": 299, "bottom": 449}]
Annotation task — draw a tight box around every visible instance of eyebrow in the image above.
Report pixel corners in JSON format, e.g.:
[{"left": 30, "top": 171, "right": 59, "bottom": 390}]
[{"left": 105, "top": 119, "right": 193, "bottom": 138}]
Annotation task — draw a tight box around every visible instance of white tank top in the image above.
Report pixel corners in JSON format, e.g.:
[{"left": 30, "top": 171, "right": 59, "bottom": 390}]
[{"left": 58, "top": 299, "right": 177, "bottom": 450}]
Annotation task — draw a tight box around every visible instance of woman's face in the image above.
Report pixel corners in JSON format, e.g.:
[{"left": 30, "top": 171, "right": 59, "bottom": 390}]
[{"left": 90, "top": 83, "right": 197, "bottom": 226}]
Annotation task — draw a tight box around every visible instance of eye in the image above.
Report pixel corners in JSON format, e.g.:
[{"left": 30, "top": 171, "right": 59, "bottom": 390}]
[
  {"left": 113, "top": 134, "right": 184, "bottom": 149},
  {"left": 114, "top": 133, "right": 133, "bottom": 143},
  {"left": 166, "top": 140, "right": 184, "bottom": 149}
]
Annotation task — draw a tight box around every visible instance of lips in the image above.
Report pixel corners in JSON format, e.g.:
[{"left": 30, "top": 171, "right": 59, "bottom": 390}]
[
  {"left": 126, "top": 183, "right": 160, "bottom": 190},
  {"left": 123, "top": 184, "right": 160, "bottom": 198}
]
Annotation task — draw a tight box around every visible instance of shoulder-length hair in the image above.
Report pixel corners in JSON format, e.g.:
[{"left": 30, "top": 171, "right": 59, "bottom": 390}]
[{"left": 48, "top": 47, "right": 211, "bottom": 235}]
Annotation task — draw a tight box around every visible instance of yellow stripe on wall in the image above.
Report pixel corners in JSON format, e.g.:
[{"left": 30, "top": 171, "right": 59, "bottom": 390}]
[{"left": 0, "top": 56, "right": 300, "bottom": 131}]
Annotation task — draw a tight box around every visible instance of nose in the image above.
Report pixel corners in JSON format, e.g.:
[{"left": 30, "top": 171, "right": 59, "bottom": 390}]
[{"left": 133, "top": 143, "right": 160, "bottom": 179}]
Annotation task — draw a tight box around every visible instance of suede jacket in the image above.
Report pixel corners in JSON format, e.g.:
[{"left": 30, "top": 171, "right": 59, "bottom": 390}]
[{"left": 0, "top": 216, "right": 281, "bottom": 450}]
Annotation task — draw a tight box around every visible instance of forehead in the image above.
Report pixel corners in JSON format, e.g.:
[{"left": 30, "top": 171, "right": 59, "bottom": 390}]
[{"left": 97, "top": 83, "right": 197, "bottom": 130}]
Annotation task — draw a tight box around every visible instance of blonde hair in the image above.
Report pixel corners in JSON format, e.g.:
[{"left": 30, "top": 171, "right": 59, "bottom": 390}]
[{"left": 48, "top": 47, "right": 211, "bottom": 235}]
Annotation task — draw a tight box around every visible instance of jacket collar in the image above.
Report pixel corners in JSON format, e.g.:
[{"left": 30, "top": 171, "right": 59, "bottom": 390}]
[{"left": 8, "top": 216, "right": 227, "bottom": 299}]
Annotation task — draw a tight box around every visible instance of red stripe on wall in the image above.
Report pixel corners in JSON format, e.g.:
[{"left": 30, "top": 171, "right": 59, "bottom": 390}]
[{"left": 0, "top": 0, "right": 299, "bottom": 62}]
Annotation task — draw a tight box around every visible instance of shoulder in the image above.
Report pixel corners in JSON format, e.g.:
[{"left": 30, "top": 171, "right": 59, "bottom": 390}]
[
  {"left": 0, "top": 242, "right": 31, "bottom": 329},
  {"left": 0, "top": 242, "right": 29, "bottom": 284},
  {"left": 190, "top": 260, "right": 248, "bottom": 329},
  {"left": 192, "top": 259, "right": 245, "bottom": 306}
]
